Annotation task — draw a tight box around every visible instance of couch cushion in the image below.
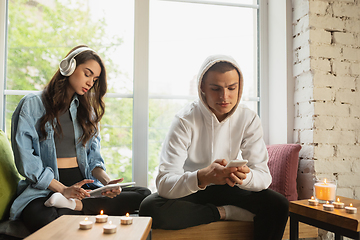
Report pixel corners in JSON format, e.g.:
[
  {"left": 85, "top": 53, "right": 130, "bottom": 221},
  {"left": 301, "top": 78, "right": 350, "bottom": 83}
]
[
  {"left": 267, "top": 144, "right": 301, "bottom": 201},
  {"left": 0, "top": 130, "right": 20, "bottom": 221},
  {"left": 0, "top": 219, "right": 31, "bottom": 239}
]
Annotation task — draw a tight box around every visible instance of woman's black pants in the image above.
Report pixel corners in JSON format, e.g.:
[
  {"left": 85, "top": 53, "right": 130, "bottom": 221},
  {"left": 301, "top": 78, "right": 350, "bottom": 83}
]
[{"left": 21, "top": 186, "right": 151, "bottom": 233}]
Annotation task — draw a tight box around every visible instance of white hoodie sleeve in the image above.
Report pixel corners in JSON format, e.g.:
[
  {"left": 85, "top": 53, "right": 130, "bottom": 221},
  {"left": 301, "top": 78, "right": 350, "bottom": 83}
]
[
  {"left": 237, "top": 114, "right": 272, "bottom": 191},
  {"left": 156, "top": 116, "right": 202, "bottom": 199}
]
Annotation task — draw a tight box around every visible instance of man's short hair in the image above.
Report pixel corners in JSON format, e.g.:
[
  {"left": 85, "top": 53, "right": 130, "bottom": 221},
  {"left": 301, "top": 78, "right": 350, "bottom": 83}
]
[
  {"left": 208, "top": 61, "right": 236, "bottom": 73},
  {"left": 203, "top": 61, "right": 239, "bottom": 82}
]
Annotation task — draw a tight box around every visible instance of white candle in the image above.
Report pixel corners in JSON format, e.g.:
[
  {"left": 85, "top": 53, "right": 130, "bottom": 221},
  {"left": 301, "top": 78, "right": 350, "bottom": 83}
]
[
  {"left": 345, "top": 203, "right": 357, "bottom": 214},
  {"left": 314, "top": 178, "right": 336, "bottom": 202},
  {"left": 79, "top": 217, "right": 93, "bottom": 230},
  {"left": 96, "top": 210, "right": 108, "bottom": 223},
  {"left": 103, "top": 221, "right": 117, "bottom": 234},
  {"left": 308, "top": 196, "right": 319, "bottom": 206},
  {"left": 333, "top": 198, "right": 344, "bottom": 209},
  {"left": 120, "top": 213, "right": 133, "bottom": 225},
  {"left": 323, "top": 201, "right": 334, "bottom": 211}
]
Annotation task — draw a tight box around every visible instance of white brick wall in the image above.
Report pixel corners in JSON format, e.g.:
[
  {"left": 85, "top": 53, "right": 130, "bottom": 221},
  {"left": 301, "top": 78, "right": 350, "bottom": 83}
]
[
  {"left": 310, "top": 28, "right": 332, "bottom": 44},
  {"left": 309, "top": 1, "right": 329, "bottom": 15},
  {"left": 333, "top": 32, "right": 356, "bottom": 45},
  {"left": 314, "top": 159, "right": 351, "bottom": 173},
  {"left": 293, "top": 0, "right": 360, "bottom": 206},
  {"left": 314, "top": 116, "right": 336, "bottom": 130},
  {"left": 309, "top": 15, "right": 346, "bottom": 31},
  {"left": 333, "top": 60, "right": 351, "bottom": 76},
  {"left": 311, "top": 58, "right": 331, "bottom": 72}
]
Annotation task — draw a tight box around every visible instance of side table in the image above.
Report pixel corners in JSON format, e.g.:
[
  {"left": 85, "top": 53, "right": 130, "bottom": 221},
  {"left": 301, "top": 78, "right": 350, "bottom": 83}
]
[{"left": 289, "top": 196, "right": 360, "bottom": 240}]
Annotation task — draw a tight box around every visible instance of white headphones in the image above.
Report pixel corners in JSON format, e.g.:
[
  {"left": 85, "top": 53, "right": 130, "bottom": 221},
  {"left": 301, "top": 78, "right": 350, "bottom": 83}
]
[{"left": 59, "top": 47, "right": 95, "bottom": 76}]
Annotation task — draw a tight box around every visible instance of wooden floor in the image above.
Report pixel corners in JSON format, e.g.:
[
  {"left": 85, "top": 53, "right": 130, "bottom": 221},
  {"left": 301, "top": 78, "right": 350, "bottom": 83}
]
[{"left": 152, "top": 217, "right": 318, "bottom": 240}]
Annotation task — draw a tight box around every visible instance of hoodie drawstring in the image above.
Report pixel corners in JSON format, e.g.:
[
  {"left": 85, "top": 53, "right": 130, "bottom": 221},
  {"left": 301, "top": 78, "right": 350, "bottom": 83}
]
[
  {"left": 211, "top": 117, "right": 214, "bottom": 162},
  {"left": 229, "top": 118, "right": 231, "bottom": 159}
]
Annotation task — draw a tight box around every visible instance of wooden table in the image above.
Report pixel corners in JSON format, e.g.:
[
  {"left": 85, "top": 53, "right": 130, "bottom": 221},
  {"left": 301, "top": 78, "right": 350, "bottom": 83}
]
[
  {"left": 24, "top": 215, "right": 152, "bottom": 240},
  {"left": 289, "top": 196, "right": 360, "bottom": 240}
]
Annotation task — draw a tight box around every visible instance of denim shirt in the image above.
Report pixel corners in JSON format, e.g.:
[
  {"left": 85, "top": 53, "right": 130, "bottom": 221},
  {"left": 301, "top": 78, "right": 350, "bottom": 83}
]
[{"left": 9, "top": 92, "right": 105, "bottom": 220}]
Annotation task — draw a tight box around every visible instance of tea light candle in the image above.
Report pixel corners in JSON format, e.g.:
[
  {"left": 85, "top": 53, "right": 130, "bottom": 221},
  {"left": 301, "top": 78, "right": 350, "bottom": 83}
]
[
  {"left": 314, "top": 178, "right": 336, "bottom": 202},
  {"left": 79, "top": 217, "right": 93, "bottom": 230},
  {"left": 345, "top": 203, "right": 357, "bottom": 214},
  {"left": 120, "top": 213, "right": 133, "bottom": 225},
  {"left": 323, "top": 201, "right": 334, "bottom": 211},
  {"left": 103, "top": 221, "right": 117, "bottom": 234},
  {"left": 333, "top": 198, "right": 344, "bottom": 209},
  {"left": 96, "top": 210, "right": 108, "bottom": 223},
  {"left": 308, "top": 196, "right": 319, "bottom": 206}
]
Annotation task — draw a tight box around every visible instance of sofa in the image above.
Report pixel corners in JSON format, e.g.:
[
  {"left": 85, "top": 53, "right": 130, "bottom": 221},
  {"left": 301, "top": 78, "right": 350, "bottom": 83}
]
[
  {"left": 0, "top": 130, "right": 30, "bottom": 240},
  {"left": 0, "top": 128, "right": 317, "bottom": 239}
]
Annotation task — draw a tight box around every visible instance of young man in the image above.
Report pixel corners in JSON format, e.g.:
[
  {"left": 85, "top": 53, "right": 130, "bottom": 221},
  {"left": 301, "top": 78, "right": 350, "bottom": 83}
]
[{"left": 139, "top": 55, "right": 289, "bottom": 240}]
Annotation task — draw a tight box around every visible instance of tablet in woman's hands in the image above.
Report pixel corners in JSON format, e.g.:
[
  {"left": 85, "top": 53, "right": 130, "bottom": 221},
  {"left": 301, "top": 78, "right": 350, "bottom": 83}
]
[{"left": 87, "top": 182, "right": 136, "bottom": 198}]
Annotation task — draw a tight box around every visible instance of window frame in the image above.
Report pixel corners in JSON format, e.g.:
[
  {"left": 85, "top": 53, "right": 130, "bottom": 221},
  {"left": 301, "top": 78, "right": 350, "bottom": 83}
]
[
  {"left": 0, "top": 0, "right": 288, "bottom": 188},
  {"left": 0, "top": 1, "right": 7, "bottom": 130}
]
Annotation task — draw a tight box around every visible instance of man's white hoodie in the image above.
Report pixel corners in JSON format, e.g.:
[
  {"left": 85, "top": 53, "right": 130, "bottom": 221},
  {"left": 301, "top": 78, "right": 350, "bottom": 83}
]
[{"left": 156, "top": 55, "right": 272, "bottom": 199}]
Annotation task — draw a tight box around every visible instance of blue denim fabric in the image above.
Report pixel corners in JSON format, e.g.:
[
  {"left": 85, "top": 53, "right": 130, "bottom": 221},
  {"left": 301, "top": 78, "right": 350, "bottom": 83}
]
[{"left": 9, "top": 92, "right": 105, "bottom": 220}]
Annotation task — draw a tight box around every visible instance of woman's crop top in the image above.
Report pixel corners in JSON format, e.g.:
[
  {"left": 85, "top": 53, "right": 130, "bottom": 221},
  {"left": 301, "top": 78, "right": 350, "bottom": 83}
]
[{"left": 54, "top": 110, "right": 77, "bottom": 158}]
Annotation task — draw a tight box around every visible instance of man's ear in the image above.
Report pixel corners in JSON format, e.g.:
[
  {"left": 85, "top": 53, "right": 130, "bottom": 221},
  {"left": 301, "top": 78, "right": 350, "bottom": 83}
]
[{"left": 200, "top": 82, "right": 205, "bottom": 94}]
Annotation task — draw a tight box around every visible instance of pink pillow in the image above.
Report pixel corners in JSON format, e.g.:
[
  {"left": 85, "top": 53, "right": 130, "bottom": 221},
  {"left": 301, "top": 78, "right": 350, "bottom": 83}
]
[{"left": 266, "top": 144, "right": 301, "bottom": 201}]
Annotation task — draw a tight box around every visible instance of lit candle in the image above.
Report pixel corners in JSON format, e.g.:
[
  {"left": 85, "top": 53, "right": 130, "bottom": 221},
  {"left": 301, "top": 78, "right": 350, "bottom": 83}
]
[
  {"left": 308, "top": 196, "right": 319, "bottom": 206},
  {"left": 323, "top": 201, "right": 334, "bottom": 211},
  {"left": 96, "top": 210, "right": 108, "bottom": 223},
  {"left": 103, "top": 221, "right": 117, "bottom": 234},
  {"left": 345, "top": 203, "right": 357, "bottom": 214},
  {"left": 120, "top": 213, "right": 133, "bottom": 225},
  {"left": 333, "top": 198, "right": 344, "bottom": 209},
  {"left": 79, "top": 217, "right": 93, "bottom": 230},
  {"left": 314, "top": 178, "right": 336, "bottom": 202}
]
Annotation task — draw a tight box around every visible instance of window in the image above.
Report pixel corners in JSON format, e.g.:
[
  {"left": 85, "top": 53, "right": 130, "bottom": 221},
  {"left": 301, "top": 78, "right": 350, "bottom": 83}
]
[
  {"left": 1, "top": 0, "right": 261, "bottom": 192},
  {"left": 3, "top": 0, "right": 136, "bottom": 183},
  {"left": 147, "top": 0, "right": 259, "bottom": 190}
]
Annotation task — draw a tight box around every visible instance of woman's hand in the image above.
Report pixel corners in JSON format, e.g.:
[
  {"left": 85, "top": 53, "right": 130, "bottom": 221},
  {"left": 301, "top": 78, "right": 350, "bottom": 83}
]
[
  {"left": 62, "top": 179, "right": 94, "bottom": 200},
  {"left": 101, "top": 178, "right": 124, "bottom": 198}
]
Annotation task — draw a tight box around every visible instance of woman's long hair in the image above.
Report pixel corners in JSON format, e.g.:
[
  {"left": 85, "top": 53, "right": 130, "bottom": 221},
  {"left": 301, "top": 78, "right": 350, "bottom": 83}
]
[{"left": 39, "top": 45, "right": 107, "bottom": 146}]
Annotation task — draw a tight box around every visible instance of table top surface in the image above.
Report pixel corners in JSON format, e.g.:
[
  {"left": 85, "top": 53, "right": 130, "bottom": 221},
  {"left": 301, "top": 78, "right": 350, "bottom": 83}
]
[
  {"left": 24, "top": 215, "right": 152, "bottom": 240},
  {"left": 290, "top": 196, "right": 360, "bottom": 232}
]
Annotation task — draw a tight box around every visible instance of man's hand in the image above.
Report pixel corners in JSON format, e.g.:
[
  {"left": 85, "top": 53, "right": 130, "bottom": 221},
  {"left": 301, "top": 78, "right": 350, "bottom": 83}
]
[
  {"left": 197, "top": 159, "right": 251, "bottom": 188},
  {"left": 197, "top": 159, "right": 236, "bottom": 188},
  {"left": 227, "top": 164, "right": 250, "bottom": 187}
]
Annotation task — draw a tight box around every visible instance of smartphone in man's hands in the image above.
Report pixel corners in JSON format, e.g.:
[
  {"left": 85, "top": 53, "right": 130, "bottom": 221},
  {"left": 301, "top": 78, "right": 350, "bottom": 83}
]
[{"left": 226, "top": 159, "right": 248, "bottom": 168}]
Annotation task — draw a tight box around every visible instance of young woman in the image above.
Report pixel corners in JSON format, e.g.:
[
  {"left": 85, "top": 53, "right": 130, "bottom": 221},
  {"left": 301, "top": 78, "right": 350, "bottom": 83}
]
[
  {"left": 139, "top": 55, "right": 289, "bottom": 240},
  {"left": 10, "top": 45, "right": 150, "bottom": 232}
]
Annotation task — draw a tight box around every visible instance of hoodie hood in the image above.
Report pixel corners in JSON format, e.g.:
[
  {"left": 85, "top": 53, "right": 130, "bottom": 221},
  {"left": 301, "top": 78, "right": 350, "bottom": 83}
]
[{"left": 197, "top": 54, "right": 244, "bottom": 122}]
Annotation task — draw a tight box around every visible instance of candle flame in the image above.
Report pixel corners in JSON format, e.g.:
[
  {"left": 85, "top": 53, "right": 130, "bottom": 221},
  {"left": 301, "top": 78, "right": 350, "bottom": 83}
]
[
  {"left": 311, "top": 196, "right": 315, "bottom": 200},
  {"left": 126, "top": 213, "right": 129, "bottom": 217},
  {"left": 337, "top": 198, "right": 340, "bottom": 202},
  {"left": 85, "top": 217, "right": 88, "bottom": 221},
  {"left": 100, "top": 210, "right": 103, "bottom": 215},
  {"left": 326, "top": 201, "right": 329, "bottom": 204},
  {"left": 324, "top": 178, "right": 327, "bottom": 184},
  {"left": 350, "top": 203, "right": 353, "bottom": 207},
  {"left": 109, "top": 221, "right": 112, "bottom": 225}
]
